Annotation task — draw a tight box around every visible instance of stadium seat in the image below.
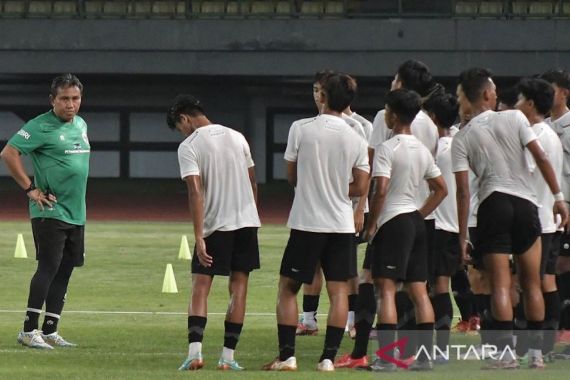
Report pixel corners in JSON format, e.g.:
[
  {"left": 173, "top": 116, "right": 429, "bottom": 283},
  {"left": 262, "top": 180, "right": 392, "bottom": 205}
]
[
  {"left": 200, "top": 1, "right": 225, "bottom": 14},
  {"left": 53, "top": 1, "right": 78, "bottom": 17},
  {"left": 511, "top": 1, "right": 529, "bottom": 16},
  {"left": 563, "top": 2, "right": 570, "bottom": 16},
  {"left": 300, "top": 1, "right": 324, "bottom": 17},
  {"left": 131, "top": 1, "right": 152, "bottom": 17},
  {"left": 325, "top": 1, "right": 344, "bottom": 15},
  {"left": 226, "top": 1, "right": 242, "bottom": 14},
  {"left": 152, "top": 1, "right": 184, "bottom": 18},
  {"left": 528, "top": 1, "right": 554, "bottom": 17},
  {"left": 102, "top": 1, "right": 129, "bottom": 17},
  {"left": 84, "top": 1, "right": 104, "bottom": 16},
  {"left": 251, "top": 1, "right": 275, "bottom": 14},
  {"left": 478, "top": 1, "right": 504, "bottom": 16},
  {"left": 455, "top": 1, "right": 479, "bottom": 16},
  {"left": 2, "top": 1, "right": 27, "bottom": 17},
  {"left": 275, "top": 1, "right": 292, "bottom": 15},
  {"left": 28, "top": 1, "right": 53, "bottom": 17}
]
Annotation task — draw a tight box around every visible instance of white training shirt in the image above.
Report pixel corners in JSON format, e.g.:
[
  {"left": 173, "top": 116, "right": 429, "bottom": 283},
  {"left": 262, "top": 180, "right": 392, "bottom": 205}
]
[
  {"left": 372, "top": 134, "right": 441, "bottom": 230},
  {"left": 434, "top": 135, "right": 458, "bottom": 233},
  {"left": 177, "top": 124, "right": 261, "bottom": 237},
  {"left": 468, "top": 170, "right": 480, "bottom": 228},
  {"left": 545, "top": 111, "right": 570, "bottom": 202},
  {"left": 342, "top": 113, "right": 371, "bottom": 213},
  {"left": 285, "top": 114, "right": 370, "bottom": 233},
  {"left": 451, "top": 110, "right": 539, "bottom": 206},
  {"left": 351, "top": 112, "right": 373, "bottom": 142},
  {"left": 528, "top": 122, "right": 563, "bottom": 233}
]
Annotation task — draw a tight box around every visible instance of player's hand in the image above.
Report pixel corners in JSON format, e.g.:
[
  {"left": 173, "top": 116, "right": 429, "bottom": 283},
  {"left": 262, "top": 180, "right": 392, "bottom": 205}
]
[
  {"left": 354, "top": 209, "right": 365, "bottom": 234},
  {"left": 27, "top": 189, "right": 55, "bottom": 211},
  {"left": 195, "top": 237, "right": 213, "bottom": 267},
  {"left": 553, "top": 200, "right": 569, "bottom": 230},
  {"left": 363, "top": 223, "right": 377, "bottom": 244},
  {"left": 460, "top": 239, "right": 473, "bottom": 266}
]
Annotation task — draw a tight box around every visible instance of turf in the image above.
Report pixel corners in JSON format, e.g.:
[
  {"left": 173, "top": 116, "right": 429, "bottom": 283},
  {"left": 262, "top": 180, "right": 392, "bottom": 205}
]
[{"left": 0, "top": 221, "right": 569, "bottom": 379}]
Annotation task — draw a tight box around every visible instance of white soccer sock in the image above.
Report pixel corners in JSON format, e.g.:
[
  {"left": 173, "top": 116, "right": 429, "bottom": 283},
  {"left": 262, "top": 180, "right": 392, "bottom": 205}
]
[
  {"left": 528, "top": 348, "right": 542, "bottom": 359},
  {"left": 222, "top": 347, "right": 234, "bottom": 362},
  {"left": 188, "top": 342, "right": 202, "bottom": 357},
  {"left": 303, "top": 312, "right": 316, "bottom": 327},
  {"left": 347, "top": 311, "right": 355, "bottom": 327}
]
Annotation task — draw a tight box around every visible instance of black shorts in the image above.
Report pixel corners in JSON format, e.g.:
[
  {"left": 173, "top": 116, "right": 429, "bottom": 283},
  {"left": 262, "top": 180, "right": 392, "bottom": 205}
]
[
  {"left": 560, "top": 232, "right": 570, "bottom": 257},
  {"left": 541, "top": 233, "right": 560, "bottom": 276},
  {"left": 363, "top": 243, "right": 373, "bottom": 271},
  {"left": 433, "top": 230, "right": 462, "bottom": 277},
  {"left": 370, "top": 211, "right": 428, "bottom": 282},
  {"left": 476, "top": 192, "right": 541, "bottom": 256},
  {"left": 355, "top": 212, "right": 370, "bottom": 245},
  {"left": 348, "top": 237, "right": 358, "bottom": 278},
  {"left": 192, "top": 227, "right": 259, "bottom": 276},
  {"left": 424, "top": 219, "right": 436, "bottom": 282},
  {"left": 31, "top": 218, "right": 85, "bottom": 267},
  {"left": 280, "top": 229, "right": 353, "bottom": 284},
  {"left": 469, "top": 226, "right": 484, "bottom": 270}
]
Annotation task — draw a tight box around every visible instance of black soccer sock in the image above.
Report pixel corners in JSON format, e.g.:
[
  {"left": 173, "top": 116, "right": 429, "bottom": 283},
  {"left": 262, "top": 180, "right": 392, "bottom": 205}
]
[
  {"left": 223, "top": 321, "right": 243, "bottom": 350},
  {"left": 480, "top": 294, "right": 492, "bottom": 345},
  {"left": 453, "top": 292, "right": 474, "bottom": 322},
  {"left": 432, "top": 293, "right": 452, "bottom": 350},
  {"left": 527, "top": 320, "right": 544, "bottom": 353},
  {"left": 319, "top": 326, "right": 345, "bottom": 362},
  {"left": 303, "top": 295, "right": 320, "bottom": 321},
  {"left": 557, "top": 272, "right": 570, "bottom": 329},
  {"left": 188, "top": 316, "right": 207, "bottom": 344},
  {"left": 513, "top": 302, "right": 528, "bottom": 356},
  {"left": 41, "top": 314, "right": 60, "bottom": 335},
  {"left": 396, "top": 291, "right": 417, "bottom": 358},
  {"left": 416, "top": 323, "right": 435, "bottom": 362},
  {"left": 26, "top": 254, "right": 65, "bottom": 327},
  {"left": 351, "top": 283, "right": 376, "bottom": 359},
  {"left": 543, "top": 291, "right": 560, "bottom": 353},
  {"left": 278, "top": 324, "right": 296, "bottom": 361},
  {"left": 23, "top": 309, "right": 41, "bottom": 332},
  {"left": 377, "top": 323, "right": 397, "bottom": 360},
  {"left": 348, "top": 294, "right": 358, "bottom": 313},
  {"left": 494, "top": 320, "right": 514, "bottom": 352}
]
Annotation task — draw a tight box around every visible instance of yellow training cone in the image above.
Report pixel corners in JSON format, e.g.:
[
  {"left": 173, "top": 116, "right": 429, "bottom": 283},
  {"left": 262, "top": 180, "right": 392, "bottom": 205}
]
[
  {"left": 178, "top": 235, "right": 192, "bottom": 260},
  {"left": 162, "top": 263, "right": 178, "bottom": 293},
  {"left": 14, "top": 234, "right": 28, "bottom": 259}
]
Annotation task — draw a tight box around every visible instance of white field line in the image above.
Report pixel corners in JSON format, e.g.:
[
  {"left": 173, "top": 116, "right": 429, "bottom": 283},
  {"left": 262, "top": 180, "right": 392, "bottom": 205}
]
[{"left": 0, "top": 310, "right": 276, "bottom": 316}]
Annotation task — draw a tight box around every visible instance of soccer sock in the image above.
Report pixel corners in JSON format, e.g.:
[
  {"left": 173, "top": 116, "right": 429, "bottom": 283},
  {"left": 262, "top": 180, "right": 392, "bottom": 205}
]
[
  {"left": 23, "top": 309, "right": 41, "bottom": 332},
  {"left": 453, "top": 292, "right": 474, "bottom": 322},
  {"left": 480, "top": 294, "right": 492, "bottom": 345},
  {"left": 557, "top": 272, "right": 570, "bottom": 329},
  {"left": 432, "top": 293, "right": 452, "bottom": 350},
  {"left": 416, "top": 323, "right": 435, "bottom": 362},
  {"left": 347, "top": 294, "right": 358, "bottom": 327},
  {"left": 396, "top": 291, "right": 417, "bottom": 358},
  {"left": 188, "top": 316, "right": 207, "bottom": 344},
  {"left": 351, "top": 283, "right": 376, "bottom": 359},
  {"left": 302, "top": 295, "right": 319, "bottom": 326},
  {"left": 223, "top": 321, "right": 243, "bottom": 360},
  {"left": 377, "top": 323, "right": 397, "bottom": 361},
  {"left": 543, "top": 291, "right": 560, "bottom": 353},
  {"left": 319, "top": 326, "right": 345, "bottom": 362},
  {"left": 41, "top": 313, "right": 60, "bottom": 335},
  {"left": 513, "top": 302, "right": 528, "bottom": 356},
  {"left": 494, "top": 320, "right": 514, "bottom": 353},
  {"left": 278, "top": 324, "right": 296, "bottom": 361},
  {"left": 527, "top": 320, "right": 544, "bottom": 357}
]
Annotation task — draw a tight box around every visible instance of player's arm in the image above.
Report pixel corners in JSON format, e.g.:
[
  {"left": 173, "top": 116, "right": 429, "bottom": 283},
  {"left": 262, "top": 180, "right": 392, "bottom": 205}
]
[
  {"left": 364, "top": 176, "right": 389, "bottom": 241},
  {"left": 354, "top": 183, "right": 369, "bottom": 233},
  {"left": 527, "top": 140, "right": 569, "bottom": 227},
  {"left": 349, "top": 168, "right": 368, "bottom": 197},
  {"left": 248, "top": 167, "right": 258, "bottom": 204},
  {"left": 420, "top": 175, "right": 447, "bottom": 218},
  {"left": 286, "top": 160, "right": 297, "bottom": 187},
  {"left": 184, "top": 175, "right": 212, "bottom": 267},
  {"left": 454, "top": 170, "right": 471, "bottom": 263},
  {"left": 0, "top": 144, "right": 54, "bottom": 210}
]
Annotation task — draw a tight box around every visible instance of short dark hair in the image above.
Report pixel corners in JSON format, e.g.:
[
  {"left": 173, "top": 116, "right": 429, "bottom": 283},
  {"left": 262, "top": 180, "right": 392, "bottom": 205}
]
[
  {"left": 314, "top": 69, "right": 335, "bottom": 85},
  {"left": 385, "top": 89, "right": 421, "bottom": 126},
  {"left": 540, "top": 69, "right": 570, "bottom": 91},
  {"left": 423, "top": 93, "right": 459, "bottom": 129},
  {"left": 321, "top": 73, "right": 357, "bottom": 112},
  {"left": 497, "top": 86, "right": 518, "bottom": 109},
  {"left": 50, "top": 74, "right": 83, "bottom": 97},
  {"left": 397, "top": 60, "right": 437, "bottom": 97},
  {"left": 458, "top": 68, "right": 494, "bottom": 103},
  {"left": 166, "top": 94, "right": 205, "bottom": 130},
  {"left": 517, "top": 77, "right": 554, "bottom": 116}
]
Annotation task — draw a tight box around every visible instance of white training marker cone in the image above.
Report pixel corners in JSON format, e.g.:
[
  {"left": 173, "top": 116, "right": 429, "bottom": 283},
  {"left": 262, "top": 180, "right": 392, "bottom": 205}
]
[
  {"left": 162, "top": 263, "right": 178, "bottom": 293},
  {"left": 178, "top": 235, "right": 192, "bottom": 260},
  {"left": 14, "top": 234, "right": 28, "bottom": 259}
]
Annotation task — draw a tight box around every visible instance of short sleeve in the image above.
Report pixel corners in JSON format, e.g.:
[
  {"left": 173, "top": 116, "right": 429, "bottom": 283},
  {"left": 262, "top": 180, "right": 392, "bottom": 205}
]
[
  {"left": 513, "top": 111, "right": 537, "bottom": 146},
  {"left": 239, "top": 134, "right": 255, "bottom": 168},
  {"left": 369, "top": 110, "right": 390, "bottom": 149},
  {"left": 178, "top": 142, "right": 199, "bottom": 179},
  {"left": 284, "top": 122, "right": 300, "bottom": 162},
  {"left": 7, "top": 122, "right": 45, "bottom": 155},
  {"left": 451, "top": 133, "right": 469, "bottom": 173},
  {"left": 424, "top": 154, "right": 442, "bottom": 179},
  {"left": 353, "top": 138, "right": 370, "bottom": 173},
  {"left": 372, "top": 143, "right": 393, "bottom": 178}
]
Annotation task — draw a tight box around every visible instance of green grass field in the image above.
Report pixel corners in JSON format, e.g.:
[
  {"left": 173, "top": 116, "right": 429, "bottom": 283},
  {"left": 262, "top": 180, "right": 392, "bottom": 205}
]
[{"left": 1, "top": 221, "right": 569, "bottom": 379}]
